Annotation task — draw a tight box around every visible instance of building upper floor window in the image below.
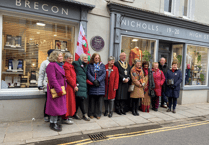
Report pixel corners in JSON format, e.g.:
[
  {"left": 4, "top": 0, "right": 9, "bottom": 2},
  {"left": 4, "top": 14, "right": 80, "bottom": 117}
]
[
  {"left": 183, "top": 0, "right": 189, "bottom": 17},
  {"left": 164, "top": 0, "right": 173, "bottom": 13}
]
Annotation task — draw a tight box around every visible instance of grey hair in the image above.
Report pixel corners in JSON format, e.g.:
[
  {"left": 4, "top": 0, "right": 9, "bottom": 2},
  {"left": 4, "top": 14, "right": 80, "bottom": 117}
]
[
  {"left": 160, "top": 57, "right": 166, "bottom": 61},
  {"left": 108, "top": 56, "right": 115, "bottom": 61},
  {"left": 80, "top": 53, "right": 88, "bottom": 61},
  {"left": 64, "top": 52, "right": 73, "bottom": 59},
  {"left": 134, "top": 59, "right": 141, "bottom": 65},
  {"left": 48, "top": 50, "right": 63, "bottom": 62}
]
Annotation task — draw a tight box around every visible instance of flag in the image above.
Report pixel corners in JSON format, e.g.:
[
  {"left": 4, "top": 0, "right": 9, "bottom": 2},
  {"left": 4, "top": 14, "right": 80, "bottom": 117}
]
[{"left": 75, "top": 24, "right": 91, "bottom": 61}]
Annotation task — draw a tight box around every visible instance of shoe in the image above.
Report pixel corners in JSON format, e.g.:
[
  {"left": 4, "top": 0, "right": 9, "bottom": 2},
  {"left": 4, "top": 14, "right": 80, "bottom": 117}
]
[
  {"left": 116, "top": 110, "right": 122, "bottom": 115},
  {"left": 154, "top": 108, "right": 158, "bottom": 112},
  {"left": 135, "top": 111, "right": 139, "bottom": 116},
  {"left": 121, "top": 110, "right": 126, "bottom": 115},
  {"left": 173, "top": 110, "right": 176, "bottom": 113},
  {"left": 104, "top": 111, "right": 108, "bottom": 116},
  {"left": 83, "top": 114, "right": 90, "bottom": 121},
  {"left": 160, "top": 105, "right": 167, "bottom": 108},
  {"left": 96, "top": 117, "right": 101, "bottom": 120},
  {"left": 132, "top": 110, "right": 136, "bottom": 116},
  {"left": 151, "top": 108, "right": 155, "bottom": 110},
  {"left": 73, "top": 114, "right": 81, "bottom": 120},
  {"left": 44, "top": 117, "right": 49, "bottom": 122},
  {"left": 167, "top": 109, "right": 171, "bottom": 112},
  {"left": 62, "top": 118, "right": 74, "bottom": 125},
  {"left": 50, "top": 123, "right": 62, "bottom": 132},
  {"left": 108, "top": 112, "right": 113, "bottom": 118},
  {"left": 89, "top": 116, "right": 94, "bottom": 119}
]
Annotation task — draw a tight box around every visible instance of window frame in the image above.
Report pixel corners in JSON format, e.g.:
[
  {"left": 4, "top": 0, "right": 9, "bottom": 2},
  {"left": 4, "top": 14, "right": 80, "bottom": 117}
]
[
  {"left": 164, "top": 0, "right": 175, "bottom": 16},
  {"left": 183, "top": 0, "right": 192, "bottom": 19}
]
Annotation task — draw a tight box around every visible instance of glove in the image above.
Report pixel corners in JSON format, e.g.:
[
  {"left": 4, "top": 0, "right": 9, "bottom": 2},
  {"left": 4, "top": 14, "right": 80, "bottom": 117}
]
[
  {"left": 38, "top": 86, "right": 44, "bottom": 90},
  {"left": 57, "top": 91, "right": 63, "bottom": 97},
  {"left": 171, "top": 85, "right": 176, "bottom": 89},
  {"left": 93, "top": 80, "right": 100, "bottom": 87}
]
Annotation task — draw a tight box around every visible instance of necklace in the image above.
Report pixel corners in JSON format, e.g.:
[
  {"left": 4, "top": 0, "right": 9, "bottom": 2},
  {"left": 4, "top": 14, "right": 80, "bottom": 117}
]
[{"left": 118, "top": 60, "right": 128, "bottom": 69}]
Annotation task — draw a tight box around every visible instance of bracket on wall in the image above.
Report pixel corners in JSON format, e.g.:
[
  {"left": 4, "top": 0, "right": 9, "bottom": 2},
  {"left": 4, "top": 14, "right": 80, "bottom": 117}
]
[{"left": 120, "top": 14, "right": 125, "bottom": 26}]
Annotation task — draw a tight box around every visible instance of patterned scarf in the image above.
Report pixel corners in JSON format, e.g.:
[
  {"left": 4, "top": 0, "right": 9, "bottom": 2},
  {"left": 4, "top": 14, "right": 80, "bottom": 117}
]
[
  {"left": 133, "top": 66, "right": 143, "bottom": 84},
  {"left": 94, "top": 63, "right": 100, "bottom": 72},
  {"left": 56, "top": 62, "right": 64, "bottom": 69},
  {"left": 143, "top": 68, "right": 149, "bottom": 76}
]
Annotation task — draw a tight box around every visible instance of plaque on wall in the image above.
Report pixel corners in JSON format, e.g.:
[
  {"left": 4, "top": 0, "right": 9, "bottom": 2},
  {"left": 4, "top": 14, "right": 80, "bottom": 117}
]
[{"left": 90, "top": 36, "right": 105, "bottom": 52}]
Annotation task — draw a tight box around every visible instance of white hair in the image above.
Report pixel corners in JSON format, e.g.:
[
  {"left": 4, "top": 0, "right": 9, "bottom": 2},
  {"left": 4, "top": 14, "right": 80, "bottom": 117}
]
[
  {"left": 80, "top": 53, "right": 88, "bottom": 61},
  {"left": 160, "top": 57, "right": 166, "bottom": 61},
  {"left": 64, "top": 52, "right": 73, "bottom": 59}
]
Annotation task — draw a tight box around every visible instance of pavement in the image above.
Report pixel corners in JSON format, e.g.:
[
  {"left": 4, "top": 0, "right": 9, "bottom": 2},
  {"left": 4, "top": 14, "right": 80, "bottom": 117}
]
[{"left": 1, "top": 103, "right": 209, "bottom": 145}]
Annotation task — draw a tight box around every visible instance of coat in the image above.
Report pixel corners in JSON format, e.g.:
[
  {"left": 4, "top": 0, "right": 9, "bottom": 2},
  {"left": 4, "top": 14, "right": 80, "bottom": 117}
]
[
  {"left": 142, "top": 68, "right": 155, "bottom": 96},
  {"left": 87, "top": 63, "right": 106, "bottom": 96},
  {"left": 158, "top": 62, "right": 169, "bottom": 92},
  {"left": 104, "top": 64, "right": 119, "bottom": 100},
  {"left": 38, "top": 58, "right": 50, "bottom": 92},
  {"left": 152, "top": 69, "right": 165, "bottom": 97},
  {"left": 45, "top": 62, "right": 67, "bottom": 116},
  {"left": 130, "top": 66, "right": 147, "bottom": 98},
  {"left": 114, "top": 60, "right": 131, "bottom": 100},
  {"left": 63, "top": 62, "right": 76, "bottom": 117},
  {"left": 165, "top": 69, "right": 182, "bottom": 98},
  {"left": 73, "top": 59, "right": 88, "bottom": 98}
]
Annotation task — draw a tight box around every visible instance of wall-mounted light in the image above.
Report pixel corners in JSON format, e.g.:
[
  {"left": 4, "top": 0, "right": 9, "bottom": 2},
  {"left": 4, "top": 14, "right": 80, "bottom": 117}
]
[
  {"left": 132, "top": 39, "right": 138, "bottom": 42},
  {"left": 36, "top": 22, "right": 46, "bottom": 26},
  {"left": 54, "top": 34, "right": 57, "bottom": 36}
]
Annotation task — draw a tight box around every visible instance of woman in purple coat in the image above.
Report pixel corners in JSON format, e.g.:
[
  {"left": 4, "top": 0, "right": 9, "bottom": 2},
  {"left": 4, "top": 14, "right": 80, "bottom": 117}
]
[{"left": 46, "top": 50, "right": 67, "bottom": 132}]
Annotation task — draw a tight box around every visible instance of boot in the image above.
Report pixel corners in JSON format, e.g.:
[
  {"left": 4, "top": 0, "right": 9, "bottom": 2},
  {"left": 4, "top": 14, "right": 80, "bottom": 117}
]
[
  {"left": 108, "top": 112, "right": 113, "bottom": 118},
  {"left": 132, "top": 100, "right": 136, "bottom": 116},
  {"left": 50, "top": 123, "right": 62, "bottom": 132},
  {"left": 104, "top": 101, "right": 109, "bottom": 116},
  {"left": 104, "top": 110, "right": 108, "bottom": 116},
  {"left": 108, "top": 100, "right": 114, "bottom": 118},
  {"left": 135, "top": 99, "right": 139, "bottom": 116}
]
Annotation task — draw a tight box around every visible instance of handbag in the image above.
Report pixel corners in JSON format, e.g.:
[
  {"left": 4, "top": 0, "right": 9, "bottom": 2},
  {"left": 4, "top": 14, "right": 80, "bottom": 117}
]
[
  {"left": 167, "top": 79, "right": 174, "bottom": 85},
  {"left": 150, "top": 89, "right": 155, "bottom": 98},
  {"left": 48, "top": 79, "right": 66, "bottom": 99},
  {"left": 128, "top": 85, "right": 135, "bottom": 92}
]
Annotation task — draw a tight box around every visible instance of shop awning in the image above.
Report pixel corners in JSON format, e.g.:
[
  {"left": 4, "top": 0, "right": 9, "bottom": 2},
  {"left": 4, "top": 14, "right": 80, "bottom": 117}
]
[{"left": 58, "top": 0, "right": 95, "bottom": 10}]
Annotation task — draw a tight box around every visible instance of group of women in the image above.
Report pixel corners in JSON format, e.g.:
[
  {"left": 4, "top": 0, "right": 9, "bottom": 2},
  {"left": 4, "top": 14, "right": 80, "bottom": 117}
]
[{"left": 42, "top": 50, "right": 182, "bottom": 132}]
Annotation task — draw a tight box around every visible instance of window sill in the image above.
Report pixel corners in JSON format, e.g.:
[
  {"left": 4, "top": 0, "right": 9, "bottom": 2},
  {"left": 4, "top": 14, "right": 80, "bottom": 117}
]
[
  {"left": 182, "top": 16, "right": 190, "bottom": 20},
  {"left": 181, "top": 86, "right": 209, "bottom": 90},
  {"left": 164, "top": 12, "right": 175, "bottom": 16}
]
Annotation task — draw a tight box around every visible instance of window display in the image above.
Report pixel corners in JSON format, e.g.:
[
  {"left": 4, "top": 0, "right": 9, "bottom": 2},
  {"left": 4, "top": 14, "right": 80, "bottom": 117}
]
[
  {"left": 2, "top": 15, "right": 75, "bottom": 88},
  {"left": 185, "top": 45, "right": 208, "bottom": 86},
  {"left": 121, "top": 36, "right": 155, "bottom": 67},
  {"left": 172, "top": 44, "right": 183, "bottom": 70}
]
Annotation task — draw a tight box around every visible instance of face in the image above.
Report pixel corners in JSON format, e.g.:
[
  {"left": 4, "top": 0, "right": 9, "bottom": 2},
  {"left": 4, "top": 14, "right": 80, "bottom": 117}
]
[
  {"left": 172, "top": 64, "right": 178, "bottom": 70},
  {"left": 108, "top": 60, "right": 115, "bottom": 66},
  {"left": 94, "top": 55, "right": 100, "bottom": 63},
  {"left": 120, "top": 53, "right": 126, "bottom": 61},
  {"left": 135, "top": 62, "right": 141, "bottom": 68},
  {"left": 57, "top": 53, "right": 63, "bottom": 63},
  {"left": 66, "top": 57, "right": 73, "bottom": 64},
  {"left": 82, "top": 56, "right": 88, "bottom": 63},
  {"left": 153, "top": 63, "right": 158, "bottom": 69},
  {"left": 160, "top": 58, "right": 165, "bottom": 65},
  {"left": 144, "top": 64, "right": 148, "bottom": 69}
]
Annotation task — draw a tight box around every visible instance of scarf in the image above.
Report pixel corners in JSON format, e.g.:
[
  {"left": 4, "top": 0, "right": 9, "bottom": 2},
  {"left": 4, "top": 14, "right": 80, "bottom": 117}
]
[
  {"left": 135, "top": 67, "right": 142, "bottom": 73},
  {"left": 94, "top": 63, "right": 100, "bottom": 72},
  {"left": 56, "top": 62, "right": 64, "bottom": 69},
  {"left": 133, "top": 66, "right": 143, "bottom": 84},
  {"left": 143, "top": 68, "right": 148, "bottom": 76},
  {"left": 172, "top": 69, "right": 175, "bottom": 72}
]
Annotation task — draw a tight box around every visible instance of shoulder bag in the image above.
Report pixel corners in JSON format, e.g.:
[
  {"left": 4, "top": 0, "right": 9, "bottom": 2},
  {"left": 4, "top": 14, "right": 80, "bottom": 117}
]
[{"left": 48, "top": 79, "right": 66, "bottom": 99}]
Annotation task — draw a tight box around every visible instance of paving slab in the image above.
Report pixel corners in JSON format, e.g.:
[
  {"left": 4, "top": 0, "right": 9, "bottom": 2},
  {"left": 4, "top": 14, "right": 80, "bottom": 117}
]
[
  {"left": 148, "top": 117, "right": 164, "bottom": 123},
  {"left": 58, "top": 124, "right": 81, "bottom": 135},
  {"left": 111, "top": 116, "right": 135, "bottom": 126},
  {"left": 77, "top": 122, "right": 101, "bottom": 131},
  {"left": 6, "top": 122, "right": 32, "bottom": 134},
  {"left": 0, "top": 140, "right": 25, "bottom": 145},
  {"left": 184, "top": 109, "right": 206, "bottom": 116},
  {"left": 164, "top": 112, "right": 187, "bottom": 119},
  {"left": 126, "top": 116, "right": 150, "bottom": 124},
  {"left": 149, "top": 112, "right": 176, "bottom": 121},
  {"left": 177, "top": 110, "right": 198, "bottom": 118},
  {"left": 4, "top": 131, "right": 32, "bottom": 143},
  {"left": 94, "top": 119, "right": 119, "bottom": 129},
  {"left": 139, "top": 112, "right": 157, "bottom": 119}
]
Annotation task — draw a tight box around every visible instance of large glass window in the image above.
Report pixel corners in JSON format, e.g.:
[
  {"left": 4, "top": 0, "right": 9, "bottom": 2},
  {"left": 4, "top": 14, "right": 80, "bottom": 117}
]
[
  {"left": 172, "top": 44, "right": 183, "bottom": 70},
  {"left": 121, "top": 36, "right": 155, "bottom": 67},
  {"left": 2, "top": 15, "right": 75, "bottom": 89},
  {"left": 185, "top": 45, "right": 208, "bottom": 86},
  {"left": 164, "top": 0, "right": 173, "bottom": 13}
]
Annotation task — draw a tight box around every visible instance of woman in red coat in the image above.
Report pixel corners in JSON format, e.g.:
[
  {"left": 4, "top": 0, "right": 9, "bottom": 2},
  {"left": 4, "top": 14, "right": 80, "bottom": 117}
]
[
  {"left": 104, "top": 56, "right": 119, "bottom": 118},
  {"left": 62, "top": 52, "right": 77, "bottom": 124},
  {"left": 152, "top": 62, "right": 165, "bottom": 111}
]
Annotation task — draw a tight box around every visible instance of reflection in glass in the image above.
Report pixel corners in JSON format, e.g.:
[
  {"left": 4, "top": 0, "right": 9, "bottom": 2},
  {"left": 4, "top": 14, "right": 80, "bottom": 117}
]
[{"left": 164, "top": 0, "right": 172, "bottom": 12}]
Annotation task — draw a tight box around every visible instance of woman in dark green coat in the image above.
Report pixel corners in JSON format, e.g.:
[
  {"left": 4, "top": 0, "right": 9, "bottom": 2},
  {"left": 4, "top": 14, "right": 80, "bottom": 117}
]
[{"left": 73, "top": 53, "right": 92, "bottom": 121}]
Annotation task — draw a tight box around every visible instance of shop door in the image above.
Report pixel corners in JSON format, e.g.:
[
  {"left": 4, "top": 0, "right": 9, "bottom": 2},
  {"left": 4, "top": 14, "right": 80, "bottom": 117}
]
[{"left": 158, "top": 43, "right": 171, "bottom": 68}]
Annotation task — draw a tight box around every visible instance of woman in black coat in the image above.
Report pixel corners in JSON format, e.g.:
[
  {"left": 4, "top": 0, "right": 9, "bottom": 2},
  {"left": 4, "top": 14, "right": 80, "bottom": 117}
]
[
  {"left": 141, "top": 61, "right": 155, "bottom": 112},
  {"left": 165, "top": 61, "right": 182, "bottom": 113}
]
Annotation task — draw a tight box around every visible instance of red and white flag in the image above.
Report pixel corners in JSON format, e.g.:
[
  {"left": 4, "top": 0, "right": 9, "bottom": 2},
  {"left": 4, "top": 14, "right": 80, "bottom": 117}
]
[{"left": 75, "top": 24, "right": 91, "bottom": 61}]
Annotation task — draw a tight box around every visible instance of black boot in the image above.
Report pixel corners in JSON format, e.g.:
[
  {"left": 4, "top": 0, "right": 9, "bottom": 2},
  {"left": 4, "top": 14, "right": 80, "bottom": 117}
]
[
  {"left": 104, "top": 110, "right": 108, "bottom": 116},
  {"left": 132, "top": 99, "right": 136, "bottom": 116},
  {"left": 121, "top": 109, "right": 126, "bottom": 115},
  {"left": 135, "top": 99, "right": 139, "bottom": 116},
  {"left": 108, "top": 112, "right": 113, "bottom": 118},
  {"left": 104, "top": 100, "right": 109, "bottom": 116},
  {"left": 50, "top": 123, "right": 62, "bottom": 132}
]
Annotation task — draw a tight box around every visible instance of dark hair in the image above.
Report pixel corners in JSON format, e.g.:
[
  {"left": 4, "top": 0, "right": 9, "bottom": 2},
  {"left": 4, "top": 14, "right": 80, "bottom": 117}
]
[
  {"left": 89, "top": 53, "right": 101, "bottom": 64},
  {"left": 172, "top": 61, "right": 178, "bottom": 65},
  {"left": 47, "top": 49, "right": 55, "bottom": 56},
  {"left": 142, "top": 61, "right": 149, "bottom": 68}
]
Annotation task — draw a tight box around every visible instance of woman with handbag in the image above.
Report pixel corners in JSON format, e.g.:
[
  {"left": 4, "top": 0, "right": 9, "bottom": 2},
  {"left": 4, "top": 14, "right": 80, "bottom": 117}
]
[
  {"left": 61, "top": 52, "right": 77, "bottom": 125},
  {"left": 130, "top": 59, "right": 147, "bottom": 116},
  {"left": 72, "top": 53, "right": 91, "bottom": 121},
  {"left": 141, "top": 61, "right": 155, "bottom": 113},
  {"left": 46, "top": 50, "right": 67, "bottom": 132},
  {"left": 152, "top": 62, "right": 165, "bottom": 111},
  {"left": 104, "top": 56, "right": 119, "bottom": 118},
  {"left": 87, "top": 53, "right": 106, "bottom": 119},
  {"left": 165, "top": 61, "right": 182, "bottom": 113}
]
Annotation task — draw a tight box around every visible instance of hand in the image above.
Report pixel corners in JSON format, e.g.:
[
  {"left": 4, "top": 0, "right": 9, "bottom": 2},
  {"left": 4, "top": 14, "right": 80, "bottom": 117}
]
[
  {"left": 57, "top": 91, "right": 63, "bottom": 97},
  {"left": 114, "top": 89, "right": 117, "bottom": 91},
  {"left": 74, "top": 87, "right": 78, "bottom": 92},
  {"left": 38, "top": 86, "right": 44, "bottom": 90},
  {"left": 93, "top": 80, "right": 100, "bottom": 87},
  {"left": 123, "top": 79, "right": 128, "bottom": 83},
  {"left": 171, "top": 85, "right": 176, "bottom": 89}
]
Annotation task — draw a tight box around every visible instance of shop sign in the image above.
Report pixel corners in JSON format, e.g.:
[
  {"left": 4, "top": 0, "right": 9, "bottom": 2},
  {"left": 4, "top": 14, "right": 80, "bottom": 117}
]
[
  {"left": 90, "top": 36, "right": 105, "bottom": 52},
  {"left": 121, "top": 17, "right": 209, "bottom": 43}
]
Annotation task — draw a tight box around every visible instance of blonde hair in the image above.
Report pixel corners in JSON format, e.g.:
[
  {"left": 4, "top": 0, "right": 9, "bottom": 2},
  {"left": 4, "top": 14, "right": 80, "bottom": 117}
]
[
  {"left": 48, "top": 50, "right": 63, "bottom": 62},
  {"left": 152, "top": 62, "right": 159, "bottom": 68}
]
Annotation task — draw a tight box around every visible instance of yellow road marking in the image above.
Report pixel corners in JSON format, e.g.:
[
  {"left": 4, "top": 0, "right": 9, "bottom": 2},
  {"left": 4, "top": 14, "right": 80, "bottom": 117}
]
[{"left": 59, "top": 120, "right": 209, "bottom": 145}]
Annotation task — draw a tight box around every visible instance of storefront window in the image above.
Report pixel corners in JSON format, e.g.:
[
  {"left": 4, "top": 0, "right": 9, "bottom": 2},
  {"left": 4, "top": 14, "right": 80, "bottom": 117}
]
[
  {"left": 185, "top": 45, "right": 208, "bottom": 86},
  {"left": 1, "top": 15, "right": 75, "bottom": 89},
  {"left": 172, "top": 44, "right": 183, "bottom": 70},
  {"left": 121, "top": 36, "right": 155, "bottom": 67}
]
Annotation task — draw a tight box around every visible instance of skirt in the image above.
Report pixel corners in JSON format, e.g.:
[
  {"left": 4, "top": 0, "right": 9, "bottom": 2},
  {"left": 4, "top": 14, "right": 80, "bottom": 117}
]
[{"left": 141, "top": 91, "right": 150, "bottom": 113}]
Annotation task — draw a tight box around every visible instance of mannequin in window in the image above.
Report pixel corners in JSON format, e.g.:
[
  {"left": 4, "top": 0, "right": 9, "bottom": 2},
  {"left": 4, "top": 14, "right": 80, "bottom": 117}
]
[
  {"left": 186, "top": 52, "right": 193, "bottom": 67},
  {"left": 173, "top": 53, "right": 178, "bottom": 62},
  {"left": 129, "top": 46, "right": 142, "bottom": 66},
  {"left": 185, "top": 64, "right": 191, "bottom": 85},
  {"left": 12, "top": 59, "right": 19, "bottom": 71}
]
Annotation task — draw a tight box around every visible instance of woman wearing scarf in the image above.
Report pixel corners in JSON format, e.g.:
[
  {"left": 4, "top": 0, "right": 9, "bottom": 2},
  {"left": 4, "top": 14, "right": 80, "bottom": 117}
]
[
  {"left": 46, "top": 50, "right": 67, "bottom": 132},
  {"left": 130, "top": 59, "right": 147, "bottom": 116},
  {"left": 87, "top": 53, "right": 106, "bottom": 119},
  {"left": 152, "top": 62, "right": 165, "bottom": 111},
  {"left": 141, "top": 61, "right": 155, "bottom": 113}
]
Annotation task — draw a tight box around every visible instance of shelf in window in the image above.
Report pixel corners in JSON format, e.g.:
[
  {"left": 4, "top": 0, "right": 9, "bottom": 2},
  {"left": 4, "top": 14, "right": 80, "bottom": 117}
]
[
  {"left": 2, "top": 72, "right": 23, "bottom": 75},
  {"left": 4, "top": 46, "right": 25, "bottom": 51}
]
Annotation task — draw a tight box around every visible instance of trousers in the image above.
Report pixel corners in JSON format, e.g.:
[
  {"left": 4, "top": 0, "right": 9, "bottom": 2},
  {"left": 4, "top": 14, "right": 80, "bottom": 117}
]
[
  {"left": 168, "top": 97, "right": 177, "bottom": 110},
  {"left": 151, "top": 96, "right": 159, "bottom": 109},
  {"left": 88, "top": 95, "right": 103, "bottom": 117}
]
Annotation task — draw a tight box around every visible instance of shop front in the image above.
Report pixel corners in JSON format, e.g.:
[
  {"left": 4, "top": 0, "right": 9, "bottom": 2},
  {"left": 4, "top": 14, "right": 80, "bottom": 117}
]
[
  {"left": 0, "top": 0, "right": 94, "bottom": 122},
  {"left": 108, "top": 2, "right": 209, "bottom": 105}
]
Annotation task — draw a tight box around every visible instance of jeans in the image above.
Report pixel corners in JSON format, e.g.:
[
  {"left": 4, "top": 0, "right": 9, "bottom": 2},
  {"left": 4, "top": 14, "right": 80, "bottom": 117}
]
[
  {"left": 168, "top": 97, "right": 177, "bottom": 110},
  {"left": 104, "top": 99, "right": 114, "bottom": 113},
  {"left": 88, "top": 95, "right": 103, "bottom": 117},
  {"left": 161, "top": 91, "right": 168, "bottom": 106}
]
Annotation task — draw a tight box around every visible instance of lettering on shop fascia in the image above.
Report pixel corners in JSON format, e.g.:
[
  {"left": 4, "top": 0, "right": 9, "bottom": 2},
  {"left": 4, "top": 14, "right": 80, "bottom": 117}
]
[
  {"left": 15, "top": 0, "right": 69, "bottom": 15},
  {"left": 121, "top": 19, "right": 209, "bottom": 41}
]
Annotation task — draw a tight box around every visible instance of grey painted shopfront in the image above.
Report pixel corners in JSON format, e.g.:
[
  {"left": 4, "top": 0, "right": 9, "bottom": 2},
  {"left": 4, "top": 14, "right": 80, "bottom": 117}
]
[{"left": 108, "top": 2, "right": 209, "bottom": 105}]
